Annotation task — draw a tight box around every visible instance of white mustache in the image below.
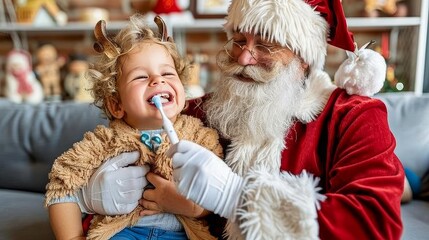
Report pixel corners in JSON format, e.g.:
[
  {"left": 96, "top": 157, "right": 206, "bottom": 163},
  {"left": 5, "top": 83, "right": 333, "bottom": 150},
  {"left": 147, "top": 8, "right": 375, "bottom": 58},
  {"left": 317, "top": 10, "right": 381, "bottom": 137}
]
[{"left": 216, "top": 51, "right": 281, "bottom": 83}]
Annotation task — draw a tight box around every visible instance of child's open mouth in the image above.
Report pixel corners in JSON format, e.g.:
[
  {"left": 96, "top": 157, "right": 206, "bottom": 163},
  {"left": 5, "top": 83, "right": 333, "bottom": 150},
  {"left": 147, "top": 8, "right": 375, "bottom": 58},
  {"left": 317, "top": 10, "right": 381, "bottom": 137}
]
[{"left": 148, "top": 93, "right": 172, "bottom": 104}]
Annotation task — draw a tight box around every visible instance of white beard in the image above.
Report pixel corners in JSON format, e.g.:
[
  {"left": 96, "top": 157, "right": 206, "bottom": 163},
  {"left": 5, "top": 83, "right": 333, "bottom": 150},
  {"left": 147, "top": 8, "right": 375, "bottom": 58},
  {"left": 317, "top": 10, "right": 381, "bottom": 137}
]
[{"left": 205, "top": 58, "right": 307, "bottom": 175}]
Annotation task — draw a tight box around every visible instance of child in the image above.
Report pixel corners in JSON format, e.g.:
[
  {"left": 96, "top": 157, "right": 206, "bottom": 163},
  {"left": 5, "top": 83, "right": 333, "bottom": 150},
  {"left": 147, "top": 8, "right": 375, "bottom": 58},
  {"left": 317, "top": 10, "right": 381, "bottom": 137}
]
[{"left": 45, "top": 14, "right": 222, "bottom": 240}]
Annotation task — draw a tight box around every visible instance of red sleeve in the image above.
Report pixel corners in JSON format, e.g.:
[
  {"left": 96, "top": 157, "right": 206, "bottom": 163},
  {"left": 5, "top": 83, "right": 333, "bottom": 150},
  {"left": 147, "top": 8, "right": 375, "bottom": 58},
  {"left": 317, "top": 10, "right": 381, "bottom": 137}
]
[
  {"left": 282, "top": 90, "right": 404, "bottom": 239},
  {"left": 322, "top": 98, "right": 402, "bottom": 239},
  {"left": 82, "top": 214, "right": 93, "bottom": 235},
  {"left": 183, "top": 95, "right": 209, "bottom": 122}
]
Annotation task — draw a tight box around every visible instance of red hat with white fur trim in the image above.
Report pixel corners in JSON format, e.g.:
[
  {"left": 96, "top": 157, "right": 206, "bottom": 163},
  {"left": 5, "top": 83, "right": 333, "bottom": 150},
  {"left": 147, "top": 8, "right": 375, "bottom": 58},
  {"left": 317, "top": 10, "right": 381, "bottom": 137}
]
[{"left": 224, "top": 0, "right": 386, "bottom": 96}]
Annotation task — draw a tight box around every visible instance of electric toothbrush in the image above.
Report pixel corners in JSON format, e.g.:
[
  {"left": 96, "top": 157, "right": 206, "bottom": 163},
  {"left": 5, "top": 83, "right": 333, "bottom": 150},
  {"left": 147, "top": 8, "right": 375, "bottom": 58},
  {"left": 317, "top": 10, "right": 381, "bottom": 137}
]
[{"left": 151, "top": 95, "right": 179, "bottom": 144}]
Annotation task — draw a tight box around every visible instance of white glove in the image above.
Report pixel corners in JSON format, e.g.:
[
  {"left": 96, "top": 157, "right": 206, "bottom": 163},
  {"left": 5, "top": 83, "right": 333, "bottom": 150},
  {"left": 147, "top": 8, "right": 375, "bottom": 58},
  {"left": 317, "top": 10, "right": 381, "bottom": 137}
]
[
  {"left": 168, "top": 140, "right": 243, "bottom": 218},
  {"left": 76, "top": 151, "right": 149, "bottom": 215}
]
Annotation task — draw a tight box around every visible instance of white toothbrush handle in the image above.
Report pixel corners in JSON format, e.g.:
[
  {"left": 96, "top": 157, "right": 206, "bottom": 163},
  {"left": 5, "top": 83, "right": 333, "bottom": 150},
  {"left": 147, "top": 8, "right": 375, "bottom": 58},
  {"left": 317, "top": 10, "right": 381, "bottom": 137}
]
[{"left": 163, "top": 118, "right": 179, "bottom": 144}]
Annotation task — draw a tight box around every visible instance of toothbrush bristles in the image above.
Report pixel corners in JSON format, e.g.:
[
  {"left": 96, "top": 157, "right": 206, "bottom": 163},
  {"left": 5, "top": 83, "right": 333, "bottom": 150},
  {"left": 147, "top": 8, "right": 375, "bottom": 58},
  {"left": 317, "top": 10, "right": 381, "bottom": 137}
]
[{"left": 152, "top": 95, "right": 162, "bottom": 109}]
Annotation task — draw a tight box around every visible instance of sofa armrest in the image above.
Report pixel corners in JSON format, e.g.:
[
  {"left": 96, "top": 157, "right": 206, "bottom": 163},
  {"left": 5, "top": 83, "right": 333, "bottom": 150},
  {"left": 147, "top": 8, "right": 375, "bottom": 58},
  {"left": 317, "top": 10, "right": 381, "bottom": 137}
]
[{"left": 375, "top": 92, "right": 429, "bottom": 178}]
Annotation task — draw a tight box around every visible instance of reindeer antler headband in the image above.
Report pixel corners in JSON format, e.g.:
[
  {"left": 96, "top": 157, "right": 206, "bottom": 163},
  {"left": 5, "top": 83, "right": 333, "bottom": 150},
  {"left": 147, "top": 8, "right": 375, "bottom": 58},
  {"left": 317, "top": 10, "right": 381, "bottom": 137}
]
[
  {"left": 93, "top": 16, "right": 173, "bottom": 58},
  {"left": 154, "top": 15, "right": 174, "bottom": 42}
]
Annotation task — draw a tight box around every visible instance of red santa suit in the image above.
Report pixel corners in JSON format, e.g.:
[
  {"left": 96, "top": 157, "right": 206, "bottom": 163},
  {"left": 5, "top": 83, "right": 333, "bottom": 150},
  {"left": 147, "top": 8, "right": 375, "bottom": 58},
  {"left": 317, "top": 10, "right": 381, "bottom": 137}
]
[{"left": 185, "top": 83, "right": 403, "bottom": 239}]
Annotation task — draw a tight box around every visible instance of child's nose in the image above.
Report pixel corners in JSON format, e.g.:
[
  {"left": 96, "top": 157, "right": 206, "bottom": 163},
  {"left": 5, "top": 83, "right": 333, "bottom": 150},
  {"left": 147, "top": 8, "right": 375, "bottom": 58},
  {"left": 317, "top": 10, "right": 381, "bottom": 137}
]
[{"left": 150, "top": 75, "right": 166, "bottom": 86}]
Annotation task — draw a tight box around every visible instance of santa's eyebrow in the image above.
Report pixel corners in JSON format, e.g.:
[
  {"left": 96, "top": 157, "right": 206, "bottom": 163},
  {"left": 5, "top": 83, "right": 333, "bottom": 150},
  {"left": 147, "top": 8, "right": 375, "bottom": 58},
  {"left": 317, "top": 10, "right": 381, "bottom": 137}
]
[
  {"left": 231, "top": 31, "right": 266, "bottom": 41},
  {"left": 232, "top": 29, "right": 264, "bottom": 36}
]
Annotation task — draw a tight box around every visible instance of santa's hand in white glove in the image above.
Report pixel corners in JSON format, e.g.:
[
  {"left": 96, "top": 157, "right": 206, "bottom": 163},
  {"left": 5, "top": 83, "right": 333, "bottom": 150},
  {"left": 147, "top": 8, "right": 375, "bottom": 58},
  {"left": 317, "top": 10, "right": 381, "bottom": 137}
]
[
  {"left": 168, "top": 140, "right": 243, "bottom": 218},
  {"left": 76, "top": 151, "right": 149, "bottom": 215}
]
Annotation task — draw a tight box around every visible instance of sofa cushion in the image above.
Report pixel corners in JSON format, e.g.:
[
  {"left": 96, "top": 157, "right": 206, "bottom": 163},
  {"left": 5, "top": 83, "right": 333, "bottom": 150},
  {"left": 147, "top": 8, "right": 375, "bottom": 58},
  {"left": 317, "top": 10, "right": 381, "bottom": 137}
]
[
  {"left": 401, "top": 200, "right": 429, "bottom": 239},
  {"left": 0, "top": 99, "right": 108, "bottom": 193},
  {"left": 0, "top": 189, "right": 54, "bottom": 239},
  {"left": 376, "top": 92, "right": 429, "bottom": 178}
]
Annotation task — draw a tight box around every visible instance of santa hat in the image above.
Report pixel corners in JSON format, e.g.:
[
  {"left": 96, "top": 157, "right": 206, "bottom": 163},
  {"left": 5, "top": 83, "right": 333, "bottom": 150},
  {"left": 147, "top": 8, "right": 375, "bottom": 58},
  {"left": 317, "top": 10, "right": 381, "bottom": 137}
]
[{"left": 224, "top": 0, "right": 386, "bottom": 96}]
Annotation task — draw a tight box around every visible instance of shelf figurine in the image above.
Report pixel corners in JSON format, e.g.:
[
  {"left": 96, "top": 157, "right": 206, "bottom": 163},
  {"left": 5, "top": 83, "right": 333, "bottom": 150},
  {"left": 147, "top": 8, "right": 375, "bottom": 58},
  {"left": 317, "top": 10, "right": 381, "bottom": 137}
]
[
  {"left": 63, "top": 53, "right": 92, "bottom": 102},
  {"left": 15, "top": 0, "right": 68, "bottom": 26},
  {"left": 4, "top": 49, "right": 44, "bottom": 104},
  {"left": 34, "top": 43, "right": 65, "bottom": 101},
  {"left": 363, "top": 0, "right": 408, "bottom": 17}
]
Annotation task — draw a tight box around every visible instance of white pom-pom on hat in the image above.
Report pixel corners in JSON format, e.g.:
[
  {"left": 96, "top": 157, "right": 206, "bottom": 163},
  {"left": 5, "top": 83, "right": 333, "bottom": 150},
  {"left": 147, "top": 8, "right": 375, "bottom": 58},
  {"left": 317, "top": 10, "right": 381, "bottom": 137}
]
[{"left": 334, "top": 41, "right": 387, "bottom": 96}]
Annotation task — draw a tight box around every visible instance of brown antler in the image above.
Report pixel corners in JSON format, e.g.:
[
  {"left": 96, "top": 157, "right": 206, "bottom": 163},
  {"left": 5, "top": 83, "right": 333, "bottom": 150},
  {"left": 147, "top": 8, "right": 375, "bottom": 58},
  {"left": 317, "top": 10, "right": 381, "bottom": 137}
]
[
  {"left": 93, "top": 20, "right": 120, "bottom": 58},
  {"left": 154, "top": 16, "right": 174, "bottom": 43}
]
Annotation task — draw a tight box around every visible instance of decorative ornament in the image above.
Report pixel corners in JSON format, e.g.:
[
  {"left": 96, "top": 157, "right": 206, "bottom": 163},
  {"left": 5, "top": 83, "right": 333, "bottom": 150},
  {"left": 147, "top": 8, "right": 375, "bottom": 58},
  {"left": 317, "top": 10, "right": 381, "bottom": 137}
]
[
  {"left": 140, "top": 132, "right": 162, "bottom": 151},
  {"left": 152, "top": 0, "right": 182, "bottom": 14}
]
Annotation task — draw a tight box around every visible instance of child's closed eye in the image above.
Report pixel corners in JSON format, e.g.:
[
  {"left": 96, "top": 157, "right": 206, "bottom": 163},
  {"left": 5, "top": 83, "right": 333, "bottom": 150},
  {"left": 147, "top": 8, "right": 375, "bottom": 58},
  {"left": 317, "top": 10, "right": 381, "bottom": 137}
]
[
  {"left": 132, "top": 75, "right": 149, "bottom": 81},
  {"left": 162, "top": 72, "right": 177, "bottom": 77}
]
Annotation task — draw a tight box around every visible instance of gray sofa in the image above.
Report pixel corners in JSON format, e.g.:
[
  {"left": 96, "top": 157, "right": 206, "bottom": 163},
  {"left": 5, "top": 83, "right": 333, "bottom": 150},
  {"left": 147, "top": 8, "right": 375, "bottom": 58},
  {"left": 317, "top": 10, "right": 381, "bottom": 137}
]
[
  {"left": 0, "top": 92, "right": 428, "bottom": 239},
  {"left": 0, "top": 99, "right": 108, "bottom": 239}
]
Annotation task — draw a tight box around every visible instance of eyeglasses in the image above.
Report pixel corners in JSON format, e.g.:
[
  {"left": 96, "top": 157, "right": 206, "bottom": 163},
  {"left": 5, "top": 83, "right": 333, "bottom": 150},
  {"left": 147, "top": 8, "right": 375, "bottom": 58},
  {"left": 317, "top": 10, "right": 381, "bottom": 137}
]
[{"left": 223, "top": 38, "right": 284, "bottom": 61}]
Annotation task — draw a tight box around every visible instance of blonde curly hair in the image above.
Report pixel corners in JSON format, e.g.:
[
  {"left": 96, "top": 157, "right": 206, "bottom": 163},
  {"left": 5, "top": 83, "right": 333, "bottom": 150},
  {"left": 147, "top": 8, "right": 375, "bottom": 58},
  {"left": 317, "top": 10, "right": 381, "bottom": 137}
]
[{"left": 88, "top": 14, "right": 189, "bottom": 120}]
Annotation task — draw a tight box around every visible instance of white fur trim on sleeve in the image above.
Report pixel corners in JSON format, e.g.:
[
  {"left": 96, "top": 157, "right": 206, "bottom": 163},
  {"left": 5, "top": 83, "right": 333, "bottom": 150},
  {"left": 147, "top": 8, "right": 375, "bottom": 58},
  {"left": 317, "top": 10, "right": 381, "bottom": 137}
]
[{"left": 226, "top": 167, "right": 326, "bottom": 240}]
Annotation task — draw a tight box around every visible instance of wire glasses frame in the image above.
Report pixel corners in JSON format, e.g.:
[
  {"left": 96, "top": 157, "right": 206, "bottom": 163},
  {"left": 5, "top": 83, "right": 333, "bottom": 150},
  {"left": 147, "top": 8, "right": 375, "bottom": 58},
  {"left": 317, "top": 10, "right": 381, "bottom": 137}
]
[{"left": 223, "top": 38, "right": 285, "bottom": 61}]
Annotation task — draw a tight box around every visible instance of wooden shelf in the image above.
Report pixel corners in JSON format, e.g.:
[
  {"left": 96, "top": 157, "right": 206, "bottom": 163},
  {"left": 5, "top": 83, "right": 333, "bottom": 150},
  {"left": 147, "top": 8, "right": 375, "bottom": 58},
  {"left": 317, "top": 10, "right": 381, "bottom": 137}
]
[
  {"left": 0, "top": 21, "right": 128, "bottom": 33},
  {"left": 347, "top": 17, "right": 421, "bottom": 29},
  {"left": 0, "top": 17, "right": 422, "bottom": 34}
]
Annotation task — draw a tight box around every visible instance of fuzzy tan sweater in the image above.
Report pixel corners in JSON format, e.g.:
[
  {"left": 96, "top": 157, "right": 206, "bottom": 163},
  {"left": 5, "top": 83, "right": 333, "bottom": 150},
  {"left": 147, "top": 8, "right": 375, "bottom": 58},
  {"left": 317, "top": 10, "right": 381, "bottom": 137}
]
[{"left": 45, "top": 114, "right": 223, "bottom": 240}]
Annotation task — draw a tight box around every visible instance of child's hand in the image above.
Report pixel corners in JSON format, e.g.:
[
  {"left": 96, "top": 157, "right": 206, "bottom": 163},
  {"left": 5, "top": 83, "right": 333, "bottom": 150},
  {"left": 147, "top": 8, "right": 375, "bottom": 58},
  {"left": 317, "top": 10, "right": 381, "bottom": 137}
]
[{"left": 139, "top": 172, "right": 207, "bottom": 218}]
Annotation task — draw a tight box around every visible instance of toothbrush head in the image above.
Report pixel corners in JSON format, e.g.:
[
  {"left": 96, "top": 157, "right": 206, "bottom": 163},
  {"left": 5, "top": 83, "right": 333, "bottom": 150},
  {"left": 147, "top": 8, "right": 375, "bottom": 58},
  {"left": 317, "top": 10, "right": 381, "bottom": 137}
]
[
  {"left": 151, "top": 94, "right": 179, "bottom": 144},
  {"left": 151, "top": 95, "right": 162, "bottom": 109}
]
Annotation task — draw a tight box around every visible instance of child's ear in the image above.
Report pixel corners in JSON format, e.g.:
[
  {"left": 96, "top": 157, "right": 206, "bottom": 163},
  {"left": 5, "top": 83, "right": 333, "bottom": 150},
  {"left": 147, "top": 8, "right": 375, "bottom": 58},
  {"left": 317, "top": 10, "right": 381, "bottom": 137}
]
[{"left": 106, "top": 97, "right": 124, "bottom": 119}]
